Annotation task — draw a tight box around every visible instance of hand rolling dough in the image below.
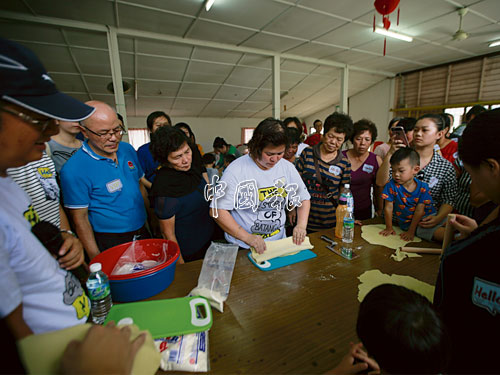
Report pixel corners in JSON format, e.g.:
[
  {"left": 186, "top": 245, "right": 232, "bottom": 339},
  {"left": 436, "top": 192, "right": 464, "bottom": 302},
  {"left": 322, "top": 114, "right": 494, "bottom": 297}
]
[
  {"left": 250, "top": 236, "right": 313, "bottom": 263},
  {"left": 361, "top": 224, "right": 422, "bottom": 250}
]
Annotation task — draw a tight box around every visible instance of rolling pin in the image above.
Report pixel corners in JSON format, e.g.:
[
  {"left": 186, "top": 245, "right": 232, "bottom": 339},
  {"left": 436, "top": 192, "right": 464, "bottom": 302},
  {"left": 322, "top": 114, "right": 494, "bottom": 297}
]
[
  {"left": 401, "top": 246, "right": 442, "bottom": 254},
  {"left": 442, "top": 214, "right": 456, "bottom": 252}
]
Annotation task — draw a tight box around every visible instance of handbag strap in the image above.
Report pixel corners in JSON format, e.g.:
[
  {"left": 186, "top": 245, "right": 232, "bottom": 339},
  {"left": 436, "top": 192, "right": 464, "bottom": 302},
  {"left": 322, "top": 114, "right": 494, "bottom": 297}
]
[{"left": 312, "top": 153, "right": 337, "bottom": 207}]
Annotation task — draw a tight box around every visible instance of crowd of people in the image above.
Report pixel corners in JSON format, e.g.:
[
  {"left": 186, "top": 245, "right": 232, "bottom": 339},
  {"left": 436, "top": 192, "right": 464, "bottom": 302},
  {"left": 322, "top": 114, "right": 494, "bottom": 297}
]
[{"left": 1, "top": 37, "right": 498, "bottom": 374}]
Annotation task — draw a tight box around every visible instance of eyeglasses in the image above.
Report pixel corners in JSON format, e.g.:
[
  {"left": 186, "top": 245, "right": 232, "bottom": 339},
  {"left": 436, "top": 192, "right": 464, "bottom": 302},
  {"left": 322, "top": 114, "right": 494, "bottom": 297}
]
[
  {"left": 82, "top": 124, "right": 126, "bottom": 139},
  {"left": 0, "top": 106, "right": 57, "bottom": 132}
]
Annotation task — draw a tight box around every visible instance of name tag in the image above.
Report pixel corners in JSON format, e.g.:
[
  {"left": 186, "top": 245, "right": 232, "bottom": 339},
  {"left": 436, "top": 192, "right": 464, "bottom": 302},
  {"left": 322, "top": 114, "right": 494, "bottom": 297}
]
[
  {"left": 329, "top": 165, "right": 341, "bottom": 176},
  {"left": 428, "top": 176, "right": 439, "bottom": 188},
  {"left": 472, "top": 277, "right": 500, "bottom": 316},
  {"left": 106, "top": 179, "right": 123, "bottom": 193},
  {"left": 362, "top": 164, "right": 374, "bottom": 173}
]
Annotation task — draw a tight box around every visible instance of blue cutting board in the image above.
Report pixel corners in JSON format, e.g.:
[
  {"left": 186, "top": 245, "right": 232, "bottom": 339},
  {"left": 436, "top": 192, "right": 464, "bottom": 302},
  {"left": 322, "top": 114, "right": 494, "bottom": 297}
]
[{"left": 247, "top": 249, "right": 316, "bottom": 271}]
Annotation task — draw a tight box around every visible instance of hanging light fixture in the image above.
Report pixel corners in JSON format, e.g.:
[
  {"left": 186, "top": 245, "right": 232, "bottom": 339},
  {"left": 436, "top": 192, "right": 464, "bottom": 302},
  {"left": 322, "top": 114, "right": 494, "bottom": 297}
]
[
  {"left": 373, "top": 0, "right": 402, "bottom": 55},
  {"left": 374, "top": 27, "right": 413, "bottom": 42}
]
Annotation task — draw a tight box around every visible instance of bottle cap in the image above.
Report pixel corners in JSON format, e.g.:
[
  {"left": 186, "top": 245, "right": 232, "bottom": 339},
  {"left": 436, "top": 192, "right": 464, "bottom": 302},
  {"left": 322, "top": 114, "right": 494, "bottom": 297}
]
[{"left": 90, "top": 263, "right": 102, "bottom": 273}]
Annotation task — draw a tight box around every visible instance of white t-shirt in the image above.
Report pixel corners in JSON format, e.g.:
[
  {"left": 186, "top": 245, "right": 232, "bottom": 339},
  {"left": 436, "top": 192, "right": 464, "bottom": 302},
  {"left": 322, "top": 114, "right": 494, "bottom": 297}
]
[
  {"left": 296, "top": 143, "right": 309, "bottom": 158},
  {"left": 211, "top": 155, "right": 310, "bottom": 248},
  {"left": 0, "top": 177, "right": 89, "bottom": 334}
]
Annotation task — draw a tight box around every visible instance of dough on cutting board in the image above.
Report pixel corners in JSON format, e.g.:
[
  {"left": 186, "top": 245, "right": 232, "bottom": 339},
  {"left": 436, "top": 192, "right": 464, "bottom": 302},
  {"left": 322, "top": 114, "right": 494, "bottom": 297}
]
[
  {"left": 361, "top": 224, "right": 422, "bottom": 250},
  {"left": 357, "top": 269, "right": 435, "bottom": 303},
  {"left": 250, "top": 236, "right": 313, "bottom": 263}
]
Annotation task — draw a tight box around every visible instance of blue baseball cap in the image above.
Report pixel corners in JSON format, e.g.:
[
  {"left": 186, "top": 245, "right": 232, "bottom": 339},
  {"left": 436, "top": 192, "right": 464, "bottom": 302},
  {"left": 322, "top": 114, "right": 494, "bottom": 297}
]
[{"left": 0, "top": 38, "right": 95, "bottom": 121}]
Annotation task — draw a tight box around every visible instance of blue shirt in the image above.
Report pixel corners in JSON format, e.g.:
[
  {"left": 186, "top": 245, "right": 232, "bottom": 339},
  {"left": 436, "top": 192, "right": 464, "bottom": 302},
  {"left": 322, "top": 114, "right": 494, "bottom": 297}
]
[
  {"left": 60, "top": 141, "right": 146, "bottom": 233},
  {"left": 137, "top": 142, "right": 159, "bottom": 183},
  {"left": 381, "top": 178, "right": 436, "bottom": 231}
]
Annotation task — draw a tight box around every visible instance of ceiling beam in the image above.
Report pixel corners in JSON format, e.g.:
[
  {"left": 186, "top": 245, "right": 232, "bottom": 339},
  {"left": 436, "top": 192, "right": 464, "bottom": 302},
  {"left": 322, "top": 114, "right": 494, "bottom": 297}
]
[
  {"left": 0, "top": 10, "right": 395, "bottom": 77},
  {"left": 59, "top": 29, "right": 93, "bottom": 101},
  {"left": 106, "top": 25, "right": 128, "bottom": 135}
]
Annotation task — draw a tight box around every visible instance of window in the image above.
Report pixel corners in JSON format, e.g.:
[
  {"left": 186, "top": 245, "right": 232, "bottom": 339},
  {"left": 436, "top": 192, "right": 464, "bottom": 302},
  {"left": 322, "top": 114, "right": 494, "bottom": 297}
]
[
  {"left": 128, "top": 128, "right": 150, "bottom": 150},
  {"left": 444, "top": 107, "right": 466, "bottom": 129},
  {"left": 241, "top": 127, "right": 255, "bottom": 144}
]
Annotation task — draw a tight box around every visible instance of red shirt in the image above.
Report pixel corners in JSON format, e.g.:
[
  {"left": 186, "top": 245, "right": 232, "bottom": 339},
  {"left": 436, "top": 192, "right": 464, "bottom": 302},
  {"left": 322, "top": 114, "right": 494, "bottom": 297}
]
[
  {"left": 441, "top": 140, "right": 458, "bottom": 165},
  {"left": 305, "top": 133, "right": 321, "bottom": 146}
]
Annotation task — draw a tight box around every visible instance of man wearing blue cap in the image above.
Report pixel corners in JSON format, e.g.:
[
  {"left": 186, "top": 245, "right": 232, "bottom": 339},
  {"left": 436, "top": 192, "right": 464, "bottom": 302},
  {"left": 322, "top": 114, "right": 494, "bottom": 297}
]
[{"left": 0, "top": 38, "right": 94, "bottom": 338}]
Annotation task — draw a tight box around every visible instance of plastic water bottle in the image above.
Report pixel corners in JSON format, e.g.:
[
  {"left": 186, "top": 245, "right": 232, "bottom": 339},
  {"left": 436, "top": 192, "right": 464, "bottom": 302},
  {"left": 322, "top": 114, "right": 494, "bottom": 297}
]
[
  {"left": 342, "top": 210, "right": 355, "bottom": 259},
  {"left": 343, "top": 184, "right": 354, "bottom": 213},
  {"left": 86, "top": 263, "right": 112, "bottom": 324}
]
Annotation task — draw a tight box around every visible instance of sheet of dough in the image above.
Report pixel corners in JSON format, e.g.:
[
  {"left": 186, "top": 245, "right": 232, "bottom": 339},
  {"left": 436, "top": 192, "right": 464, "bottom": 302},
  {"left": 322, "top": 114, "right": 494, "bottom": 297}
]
[
  {"left": 250, "top": 236, "right": 313, "bottom": 263},
  {"left": 390, "top": 248, "right": 422, "bottom": 262},
  {"left": 361, "top": 224, "right": 422, "bottom": 250},
  {"left": 17, "top": 323, "right": 160, "bottom": 375},
  {"left": 357, "top": 269, "right": 435, "bottom": 303}
]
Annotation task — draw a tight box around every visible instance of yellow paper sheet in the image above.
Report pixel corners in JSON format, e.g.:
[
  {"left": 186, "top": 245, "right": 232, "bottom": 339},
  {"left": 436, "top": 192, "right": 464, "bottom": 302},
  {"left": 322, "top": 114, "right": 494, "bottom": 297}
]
[
  {"left": 357, "top": 269, "right": 435, "bottom": 303},
  {"left": 251, "top": 236, "right": 313, "bottom": 263},
  {"left": 361, "top": 224, "right": 422, "bottom": 250},
  {"left": 390, "top": 248, "right": 422, "bottom": 262},
  {"left": 17, "top": 323, "right": 160, "bottom": 375}
]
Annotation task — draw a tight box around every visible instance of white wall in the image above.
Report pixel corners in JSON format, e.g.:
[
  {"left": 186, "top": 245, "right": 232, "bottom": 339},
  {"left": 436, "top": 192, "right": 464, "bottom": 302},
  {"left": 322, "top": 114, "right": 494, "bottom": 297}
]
[
  {"left": 349, "top": 78, "right": 395, "bottom": 144},
  {"left": 303, "top": 78, "right": 396, "bottom": 144},
  {"left": 126, "top": 116, "right": 264, "bottom": 153}
]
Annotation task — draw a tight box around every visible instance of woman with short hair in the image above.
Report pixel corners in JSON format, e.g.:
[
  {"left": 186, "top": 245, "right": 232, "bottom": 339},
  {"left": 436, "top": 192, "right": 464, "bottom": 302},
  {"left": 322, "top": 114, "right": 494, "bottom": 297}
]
[
  {"left": 343, "top": 119, "right": 383, "bottom": 220},
  {"left": 296, "top": 112, "right": 353, "bottom": 232},
  {"left": 150, "top": 127, "right": 214, "bottom": 263},
  {"left": 210, "top": 118, "right": 310, "bottom": 253}
]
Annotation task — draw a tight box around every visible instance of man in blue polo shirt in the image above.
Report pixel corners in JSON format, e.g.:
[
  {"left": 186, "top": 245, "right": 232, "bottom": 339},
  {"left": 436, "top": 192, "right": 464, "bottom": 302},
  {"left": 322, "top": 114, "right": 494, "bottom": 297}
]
[{"left": 60, "top": 101, "right": 149, "bottom": 258}]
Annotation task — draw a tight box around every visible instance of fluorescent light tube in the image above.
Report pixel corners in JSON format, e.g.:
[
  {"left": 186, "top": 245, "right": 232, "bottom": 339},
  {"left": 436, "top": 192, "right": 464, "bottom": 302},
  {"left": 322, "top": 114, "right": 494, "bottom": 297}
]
[
  {"left": 374, "top": 27, "right": 413, "bottom": 42},
  {"left": 205, "top": 0, "right": 215, "bottom": 11},
  {"left": 489, "top": 40, "right": 500, "bottom": 48}
]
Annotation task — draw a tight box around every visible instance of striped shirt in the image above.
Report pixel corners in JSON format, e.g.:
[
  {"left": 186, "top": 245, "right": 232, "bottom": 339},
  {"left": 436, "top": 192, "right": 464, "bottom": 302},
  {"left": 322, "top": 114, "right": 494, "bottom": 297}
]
[
  {"left": 7, "top": 153, "right": 60, "bottom": 227},
  {"left": 296, "top": 145, "right": 351, "bottom": 231},
  {"left": 453, "top": 158, "right": 473, "bottom": 217}
]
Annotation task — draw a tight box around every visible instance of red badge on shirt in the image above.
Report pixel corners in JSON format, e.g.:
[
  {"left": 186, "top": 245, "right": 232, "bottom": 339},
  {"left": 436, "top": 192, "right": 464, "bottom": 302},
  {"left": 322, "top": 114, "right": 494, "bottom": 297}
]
[{"left": 128, "top": 161, "right": 135, "bottom": 170}]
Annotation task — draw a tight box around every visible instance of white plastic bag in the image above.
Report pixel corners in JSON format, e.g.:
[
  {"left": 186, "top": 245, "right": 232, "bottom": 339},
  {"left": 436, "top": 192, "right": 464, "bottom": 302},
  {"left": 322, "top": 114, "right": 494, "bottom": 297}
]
[
  {"left": 155, "top": 331, "right": 209, "bottom": 372},
  {"left": 111, "top": 239, "right": 168, "bottom": 276},
  {"left": 189, "top": 242, "right": 239, "bottom": 312}
]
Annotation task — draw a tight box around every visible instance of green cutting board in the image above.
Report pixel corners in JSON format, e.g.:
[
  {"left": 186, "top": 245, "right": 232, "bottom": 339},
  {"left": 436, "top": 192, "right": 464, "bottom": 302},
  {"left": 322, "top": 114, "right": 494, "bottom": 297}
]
[{"left": 104, "top": 296, "right": 212, "bottom": 338}]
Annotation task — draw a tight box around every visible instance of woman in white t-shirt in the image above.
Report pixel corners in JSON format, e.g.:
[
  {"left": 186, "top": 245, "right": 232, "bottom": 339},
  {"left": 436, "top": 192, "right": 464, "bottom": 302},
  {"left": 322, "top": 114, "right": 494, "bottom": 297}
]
[{"left": 210, "top": 118, "right": 311, "bottom": 254}]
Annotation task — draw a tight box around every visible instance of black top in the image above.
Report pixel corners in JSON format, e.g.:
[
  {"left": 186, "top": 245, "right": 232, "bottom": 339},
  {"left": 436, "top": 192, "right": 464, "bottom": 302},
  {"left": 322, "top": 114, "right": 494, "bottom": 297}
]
[{"left": 434, "top": 215, "right": 500, "bottom": 373}]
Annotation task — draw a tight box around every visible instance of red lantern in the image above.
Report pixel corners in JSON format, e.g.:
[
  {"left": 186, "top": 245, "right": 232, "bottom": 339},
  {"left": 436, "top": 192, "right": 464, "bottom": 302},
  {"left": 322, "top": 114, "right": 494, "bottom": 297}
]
[{"left": 373, "top": 0, "right": 401, "bottom": 56}]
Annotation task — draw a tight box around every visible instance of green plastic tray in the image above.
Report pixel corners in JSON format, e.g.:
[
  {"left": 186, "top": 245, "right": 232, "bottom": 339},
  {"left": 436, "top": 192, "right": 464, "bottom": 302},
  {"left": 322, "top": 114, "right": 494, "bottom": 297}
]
[{"left": 104, "top": 296, "right": 212, "bottom": 338}]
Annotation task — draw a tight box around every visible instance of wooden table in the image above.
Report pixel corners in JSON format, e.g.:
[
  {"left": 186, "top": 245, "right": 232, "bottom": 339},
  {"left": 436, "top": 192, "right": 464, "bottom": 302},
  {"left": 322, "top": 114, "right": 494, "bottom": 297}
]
[{"left": 151, "top": 221, "right": 441, "bottom": 374}]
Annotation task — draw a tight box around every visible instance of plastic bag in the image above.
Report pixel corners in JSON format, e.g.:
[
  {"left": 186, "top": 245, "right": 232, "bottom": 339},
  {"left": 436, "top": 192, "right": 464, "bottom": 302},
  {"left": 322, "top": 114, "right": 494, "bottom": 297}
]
[
  {"left": 155, "top": 331, "right": 209, "bottom": 372},
  {"left": 111, "top": 239, "right": 168, "bottom": 276},
  {"left": 189, "top": 242, "right": 238, "bottom": 312}
]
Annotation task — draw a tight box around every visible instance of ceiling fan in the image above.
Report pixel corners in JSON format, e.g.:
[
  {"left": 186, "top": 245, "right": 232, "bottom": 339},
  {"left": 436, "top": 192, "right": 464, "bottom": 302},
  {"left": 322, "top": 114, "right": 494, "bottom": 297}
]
[{"left": 452, "top": 7, "right": 469, "bottom": 41}]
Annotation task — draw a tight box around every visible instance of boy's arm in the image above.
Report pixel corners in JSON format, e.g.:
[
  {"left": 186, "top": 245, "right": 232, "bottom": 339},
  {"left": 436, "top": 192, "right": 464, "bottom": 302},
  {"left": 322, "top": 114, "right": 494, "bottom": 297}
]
[
  {"left": 401, "top": 203, "right": 426, "bottom": 241},
  {"left": 380, "top": 200, "right": 396, "bottom": 236}
]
